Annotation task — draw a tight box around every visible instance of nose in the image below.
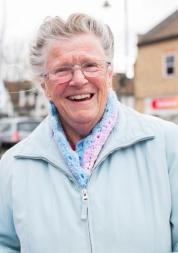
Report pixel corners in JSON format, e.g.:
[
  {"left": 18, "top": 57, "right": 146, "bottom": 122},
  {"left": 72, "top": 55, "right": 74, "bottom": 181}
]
[{"left": 69, "top": 68, "right": 88, "bottom": 87}]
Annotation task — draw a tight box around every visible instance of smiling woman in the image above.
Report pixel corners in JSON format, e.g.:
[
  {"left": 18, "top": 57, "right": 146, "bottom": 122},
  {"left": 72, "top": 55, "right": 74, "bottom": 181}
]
[
  {"left": 0, "top": 12, "right": 178, "bottom": 253},
  {"left": 40, "top": 33, "right": 113, "bottom": 143}
]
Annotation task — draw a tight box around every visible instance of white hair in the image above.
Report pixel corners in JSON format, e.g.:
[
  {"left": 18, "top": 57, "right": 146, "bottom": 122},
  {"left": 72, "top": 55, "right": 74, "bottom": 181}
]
[{"left": 30, "top": 13, "right": 114, "bottom": 78}]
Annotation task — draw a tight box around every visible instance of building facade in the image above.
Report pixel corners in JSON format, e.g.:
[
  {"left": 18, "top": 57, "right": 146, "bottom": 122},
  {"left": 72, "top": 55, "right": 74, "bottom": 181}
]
[
  {"left": 134, "top": 9, "right": 178, "bottom": 123},
  {"left": 4, "top": 80, "right": 47, "bottom": 118}
]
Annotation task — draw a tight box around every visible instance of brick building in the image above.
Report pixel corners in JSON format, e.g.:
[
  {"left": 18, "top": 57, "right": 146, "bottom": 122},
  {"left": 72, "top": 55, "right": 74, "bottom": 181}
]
[
  {"left": 134, "top": 9, "right": 178, "bottom": 123},
  {"left": 112, "top": 73, "right": 134, "bottom": 108}
]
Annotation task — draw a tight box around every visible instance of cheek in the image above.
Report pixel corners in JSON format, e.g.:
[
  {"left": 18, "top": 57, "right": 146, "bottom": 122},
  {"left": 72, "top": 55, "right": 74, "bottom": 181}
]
[
  {"left": 49, "top": 84, "right": 66, "bottom": 99},
  {"left": 97, "top": 78, "right": 110, "bottom": 95},
  {"left": 92, "top": 76, "right": 106, "bottom": 89}
]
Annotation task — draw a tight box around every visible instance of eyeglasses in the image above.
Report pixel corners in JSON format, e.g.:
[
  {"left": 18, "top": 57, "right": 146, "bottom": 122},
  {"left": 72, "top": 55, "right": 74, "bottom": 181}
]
[{"left": 42, "top": 60, "right": 111, "bottom": 84}]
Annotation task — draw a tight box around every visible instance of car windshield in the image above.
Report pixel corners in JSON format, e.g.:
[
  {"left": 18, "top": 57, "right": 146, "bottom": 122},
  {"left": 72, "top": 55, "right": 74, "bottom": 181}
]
[{"left": 17, "top": 122, "right": 40, "bottom": 132}]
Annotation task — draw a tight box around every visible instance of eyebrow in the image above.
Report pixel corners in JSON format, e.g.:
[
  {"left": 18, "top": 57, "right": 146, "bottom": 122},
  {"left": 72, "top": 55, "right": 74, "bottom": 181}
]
[{"left": 53, "top": 57, "right": 101, "bottom": 67}]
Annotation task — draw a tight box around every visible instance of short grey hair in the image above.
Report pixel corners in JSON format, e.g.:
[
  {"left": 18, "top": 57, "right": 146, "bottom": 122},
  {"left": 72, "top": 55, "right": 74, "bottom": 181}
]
[{"left": 29, "top": 13, "right": 114, "bottom": 78}]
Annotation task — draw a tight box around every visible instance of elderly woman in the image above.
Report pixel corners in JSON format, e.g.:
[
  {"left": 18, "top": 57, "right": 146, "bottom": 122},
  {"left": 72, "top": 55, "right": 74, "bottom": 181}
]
[{"left": 0, "top": 13, "right": 178, "bottom": 253}]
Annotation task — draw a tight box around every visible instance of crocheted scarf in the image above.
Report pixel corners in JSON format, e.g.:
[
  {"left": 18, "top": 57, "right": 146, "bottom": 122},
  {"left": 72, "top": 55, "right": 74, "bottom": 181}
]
[{"left": 49, "top": 90, "right": 118, "bottom": 188}]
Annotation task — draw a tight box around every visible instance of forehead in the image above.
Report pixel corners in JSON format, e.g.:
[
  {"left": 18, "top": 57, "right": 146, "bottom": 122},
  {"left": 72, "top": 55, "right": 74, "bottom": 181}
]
[{"left": 45, "top": 34, "right": 106, "bottom": 66}]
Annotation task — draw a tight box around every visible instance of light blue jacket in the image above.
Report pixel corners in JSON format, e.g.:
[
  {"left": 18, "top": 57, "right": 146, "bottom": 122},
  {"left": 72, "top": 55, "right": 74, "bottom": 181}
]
[{"left": 0, "top": 103, "right": 178, "bottom": 253}]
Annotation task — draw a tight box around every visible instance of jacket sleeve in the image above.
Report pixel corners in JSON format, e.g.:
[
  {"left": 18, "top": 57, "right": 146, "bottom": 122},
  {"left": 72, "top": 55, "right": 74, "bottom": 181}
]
[
  {"left": 0, "top": 155, "right": 20, "bottom": 252},
  {"left": 165, "top": 123, "right": 178, "bottom": 252}
]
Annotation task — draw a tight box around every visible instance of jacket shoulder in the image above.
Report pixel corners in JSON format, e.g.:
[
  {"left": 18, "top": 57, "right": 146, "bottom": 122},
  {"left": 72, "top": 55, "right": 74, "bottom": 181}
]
[
  {"left": 0, "top": 116, "right": 50, "bottom": 161},
  {"left": 120, "top": 103, "right": 178, "bottom": 136}
]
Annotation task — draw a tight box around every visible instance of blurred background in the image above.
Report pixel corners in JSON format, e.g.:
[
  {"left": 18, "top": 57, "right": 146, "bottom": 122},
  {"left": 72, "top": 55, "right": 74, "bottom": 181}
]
[{"left": 0, "top": 0, "right": 178, "bottom": 155}]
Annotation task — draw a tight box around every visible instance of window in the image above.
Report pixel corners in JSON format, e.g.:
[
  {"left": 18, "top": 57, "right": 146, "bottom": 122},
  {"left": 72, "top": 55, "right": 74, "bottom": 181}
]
[
  {"left": 163, "top": 53, "right": 176, "bottom": 78},
  {"left": 0, "top": 123, "right": 11, "bottom": 132}
]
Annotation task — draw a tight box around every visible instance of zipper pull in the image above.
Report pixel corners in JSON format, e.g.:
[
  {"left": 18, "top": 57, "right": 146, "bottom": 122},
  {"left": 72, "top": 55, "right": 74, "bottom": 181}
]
[{"left": 81, "top": 188, "right": 88, "bottom": 220}]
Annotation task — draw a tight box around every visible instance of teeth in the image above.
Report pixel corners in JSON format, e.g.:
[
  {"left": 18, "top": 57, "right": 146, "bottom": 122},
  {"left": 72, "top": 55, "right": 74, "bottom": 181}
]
[{"left": 69, "top": 94, "right": 91, "bottom": 100}]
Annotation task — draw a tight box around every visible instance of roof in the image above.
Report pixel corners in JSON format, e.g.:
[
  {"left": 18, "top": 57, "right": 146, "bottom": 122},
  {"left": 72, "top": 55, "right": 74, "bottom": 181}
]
[
  {"left": 4, "top": 80, "right": 35, "bottom": 106},
  {"left": 138, "top": 9, "right": 178, "bottom": 46}
]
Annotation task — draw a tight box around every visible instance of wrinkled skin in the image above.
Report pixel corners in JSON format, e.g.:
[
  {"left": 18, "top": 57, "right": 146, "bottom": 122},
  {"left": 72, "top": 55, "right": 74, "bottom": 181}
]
[{"left": 42, "top": 34, "right": 112, "bottom": 144}]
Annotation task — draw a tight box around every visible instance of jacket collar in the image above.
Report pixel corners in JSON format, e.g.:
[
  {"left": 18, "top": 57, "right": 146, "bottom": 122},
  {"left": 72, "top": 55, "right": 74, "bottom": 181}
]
[
  {"left": 94, "top": 102, "right": 155, "bottom": 168},
  {"left": 14, "top": 102, "right": 155, "bottom": 171}
]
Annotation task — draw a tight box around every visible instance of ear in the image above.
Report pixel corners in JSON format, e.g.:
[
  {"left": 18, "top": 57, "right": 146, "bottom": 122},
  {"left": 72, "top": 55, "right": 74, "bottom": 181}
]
[
  {"left": 41, "top": 82, "right": 45, "bottom": 89},
  {"left": 107, "top": 65, "right": 113, "bottom": 89},
  {"left": 41, "top": 82, "right": 51, "bottom": 99}
]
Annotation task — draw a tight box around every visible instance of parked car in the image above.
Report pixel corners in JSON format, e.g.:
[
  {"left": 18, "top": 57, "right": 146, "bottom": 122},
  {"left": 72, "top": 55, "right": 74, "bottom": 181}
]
[{"left": 0, "top": 117, "right": 41, "bottom": 147}]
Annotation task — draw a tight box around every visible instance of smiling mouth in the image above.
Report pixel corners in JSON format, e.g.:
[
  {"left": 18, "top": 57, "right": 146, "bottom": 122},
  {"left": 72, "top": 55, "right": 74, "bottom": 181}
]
[{"left": 67, "top": 93, "right": 94, "bottom": 102}]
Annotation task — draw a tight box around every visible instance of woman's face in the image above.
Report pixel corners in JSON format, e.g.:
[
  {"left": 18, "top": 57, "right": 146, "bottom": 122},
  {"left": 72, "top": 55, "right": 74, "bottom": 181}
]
[{"left": 42, "top": 34, "right": 112, "bottom": 143}]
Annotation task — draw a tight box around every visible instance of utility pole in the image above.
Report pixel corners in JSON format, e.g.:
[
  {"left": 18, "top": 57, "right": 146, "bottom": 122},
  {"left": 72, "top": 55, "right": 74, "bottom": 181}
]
[{"left": 124, "top": 0, "right": 129, "bottom": 76}]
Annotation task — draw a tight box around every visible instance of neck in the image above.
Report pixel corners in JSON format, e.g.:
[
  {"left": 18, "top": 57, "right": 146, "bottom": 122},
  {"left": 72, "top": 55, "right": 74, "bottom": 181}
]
[{"left": 61, "top": 121, "right": 96, "bottom": 145}]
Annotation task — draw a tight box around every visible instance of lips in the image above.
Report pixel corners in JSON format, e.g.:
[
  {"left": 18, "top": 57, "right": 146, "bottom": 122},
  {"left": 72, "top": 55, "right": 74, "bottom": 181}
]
[{"left": 67, "top": 93, "right": 94, "bottom": 102}]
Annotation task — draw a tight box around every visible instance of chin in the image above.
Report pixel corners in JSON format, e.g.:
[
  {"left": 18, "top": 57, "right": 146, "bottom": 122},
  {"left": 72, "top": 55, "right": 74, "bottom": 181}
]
[
  {"left": 73, "top": 116, "right": 95, "bottom": 125},
  {"left": 73, "top": 111, "right": 100, "bottom": 124}
]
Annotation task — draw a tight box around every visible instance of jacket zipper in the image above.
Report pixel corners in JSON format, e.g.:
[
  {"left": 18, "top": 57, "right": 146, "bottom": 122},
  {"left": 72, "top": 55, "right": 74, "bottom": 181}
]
[
  {"left": 81, "top": 188, "right": 93, "bottom": 253},
  {"left": 81, "top": 188, "right": 89, "bottom": 220}
]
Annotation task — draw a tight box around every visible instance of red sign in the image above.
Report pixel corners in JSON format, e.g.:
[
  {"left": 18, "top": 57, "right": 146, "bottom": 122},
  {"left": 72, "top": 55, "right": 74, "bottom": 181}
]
[{"left": 151, "top": 97, "right": 178, "bottom": 109}]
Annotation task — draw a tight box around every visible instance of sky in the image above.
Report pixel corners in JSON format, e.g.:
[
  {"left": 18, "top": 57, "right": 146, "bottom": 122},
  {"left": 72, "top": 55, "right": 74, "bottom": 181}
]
[{"left": 0, "top": 0, "right": 178, "bottom": 76}]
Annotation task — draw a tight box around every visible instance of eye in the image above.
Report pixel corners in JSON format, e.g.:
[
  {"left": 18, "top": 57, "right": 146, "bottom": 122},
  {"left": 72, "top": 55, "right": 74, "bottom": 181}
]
[
  {"left": 83, "top": 62, "right": 100, "bottom": 72},
  {"left": 53, "top": 66, "right": 72, "bottom": 76}
]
